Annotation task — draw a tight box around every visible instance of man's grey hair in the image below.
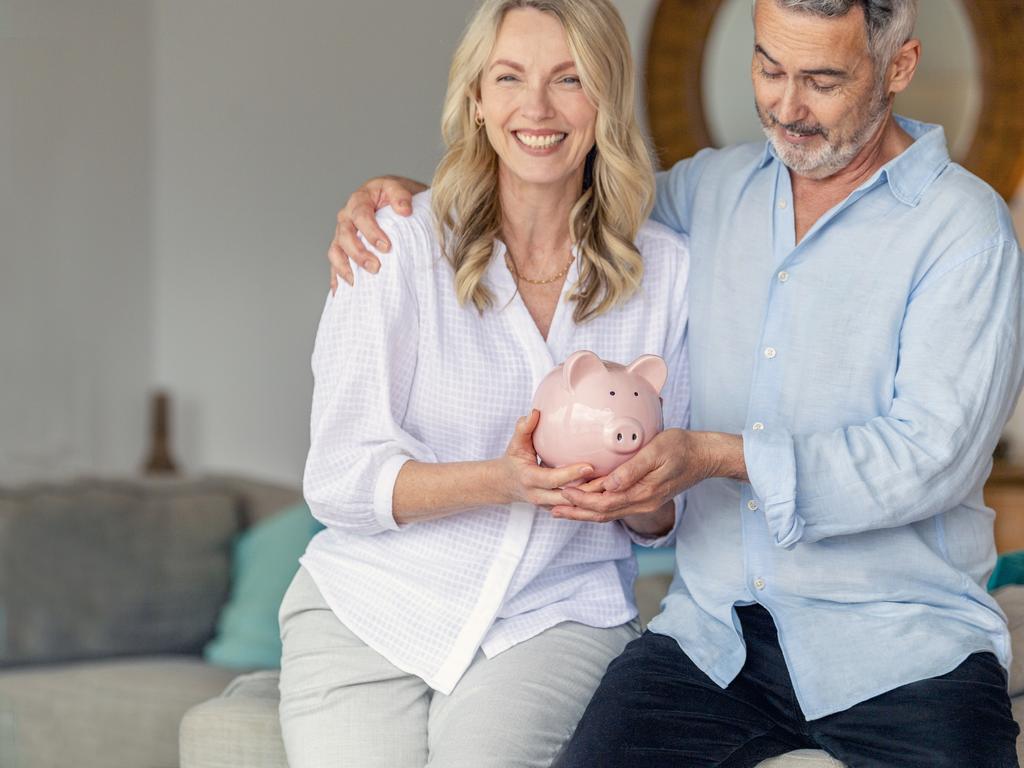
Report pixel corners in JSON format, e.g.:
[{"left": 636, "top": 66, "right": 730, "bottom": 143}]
[{"left": 767, "top": 0, "right": 918, "bottom": 73}]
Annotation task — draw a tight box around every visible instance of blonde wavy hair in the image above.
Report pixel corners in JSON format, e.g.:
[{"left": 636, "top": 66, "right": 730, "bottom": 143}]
[{"left": 430, "top": 0, "right": 655, "bottom": 323}]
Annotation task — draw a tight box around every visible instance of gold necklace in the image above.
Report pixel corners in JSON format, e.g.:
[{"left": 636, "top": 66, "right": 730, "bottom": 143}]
[{"left": 504, "top": 252, "right": 575, "bottom": 285}]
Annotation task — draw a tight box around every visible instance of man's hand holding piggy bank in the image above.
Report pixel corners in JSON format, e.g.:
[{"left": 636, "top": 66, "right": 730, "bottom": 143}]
[
  {"left": 533, "top": 351, "right": 748, "bottom": 532},
  {"left": 531, "top": 351, "right": 667, "bottom": 478},
  {"left": 507, "top": 350, "right": 745, "bottom": 535}
]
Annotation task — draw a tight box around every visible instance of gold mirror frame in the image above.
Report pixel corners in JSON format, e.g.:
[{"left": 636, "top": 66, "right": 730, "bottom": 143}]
[{"left": 645, "top": 0, "right": 1024, "bottom": 200}]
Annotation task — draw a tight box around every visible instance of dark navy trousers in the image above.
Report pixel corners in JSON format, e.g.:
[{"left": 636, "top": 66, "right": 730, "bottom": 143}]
[{"left": 555, "top": 604, "right": 1019, "bottom": 767}]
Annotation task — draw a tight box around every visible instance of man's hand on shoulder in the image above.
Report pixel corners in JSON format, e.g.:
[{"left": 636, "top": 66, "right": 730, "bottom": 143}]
[{"left": 329, "top": 175, "right": 428, "bottom": 292}]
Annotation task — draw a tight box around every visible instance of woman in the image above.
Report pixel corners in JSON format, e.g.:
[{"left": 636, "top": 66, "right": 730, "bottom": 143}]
[{"left": 279, "top": 1, "right": 689, "bottom": 766}]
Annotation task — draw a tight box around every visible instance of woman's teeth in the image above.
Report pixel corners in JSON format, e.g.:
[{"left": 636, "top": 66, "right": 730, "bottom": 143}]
[{"left": 515, "top": 132, "right": 567, "bottom": 149}]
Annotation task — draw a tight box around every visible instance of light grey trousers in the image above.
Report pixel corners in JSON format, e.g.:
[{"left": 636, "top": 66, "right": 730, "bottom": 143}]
[{"left": 278, "top": 566, "right": 638, "bottom": 768}]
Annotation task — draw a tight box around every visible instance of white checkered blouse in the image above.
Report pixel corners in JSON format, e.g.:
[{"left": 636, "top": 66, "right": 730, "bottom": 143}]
[{"left": 301, "top": 191, "right": 690, "bottom": 693}]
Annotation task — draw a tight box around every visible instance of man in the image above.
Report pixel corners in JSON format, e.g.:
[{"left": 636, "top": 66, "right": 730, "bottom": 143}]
[{"left": 328, "top": 0, "right": 1023, "bottom": 764}]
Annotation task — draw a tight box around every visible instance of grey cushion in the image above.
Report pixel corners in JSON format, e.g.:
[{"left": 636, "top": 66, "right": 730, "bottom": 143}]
[
  {"left": 205, "top": 474, "right": 303, "bottom": 526},
  {"left": 0, "top": 656, "right": 237, "bottom": 768},
  {"left": 180, "top": 670, "right": 287, "bottom": 768},
  {"left": 0, "top": 479, "right": 239, "bottom": 665},
  {"left": 757, "top": 750, "right": 845, "bottom": 767}
]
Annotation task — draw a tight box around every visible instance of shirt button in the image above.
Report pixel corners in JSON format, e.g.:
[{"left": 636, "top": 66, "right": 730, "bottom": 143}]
[
  {"left": 753, "top": 577, "right": 767, "bottom": 590},
  {"left": 778, "top": 271, "right": 789, "bottom": 283},
  {"left": 747, "top": 500, "right": 759, "bottom": 511},
  {"left": 764, "top": 347, "right": 777, "bottom": 359},
  {"left": 752, "top": 422, "right": 765, "bottom": 431},
  {"left": 778, "top": 200, "right": 788, "bottom": 209}
]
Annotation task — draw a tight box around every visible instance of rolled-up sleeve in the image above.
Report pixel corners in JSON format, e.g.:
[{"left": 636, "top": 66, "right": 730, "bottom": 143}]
[
  {"left": 746, "top": 241, "right": 1023, "bottom": 546},
  {"left": 303, "top": 224, "right": 436, "bottom": 535},
  {"left": 743, "top": 425, "right": 801, "bottom": 547}
]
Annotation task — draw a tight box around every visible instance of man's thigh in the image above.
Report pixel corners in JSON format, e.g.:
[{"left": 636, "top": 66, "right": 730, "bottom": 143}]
[
  {"left": 554, "top": 630, "right": 811, "bottom": 768},
  {"left": 278, "top": 566, "right": 432, "bottom": 768},
  {"left": 426, "top": 621, "right": 638, "bottom": 768},
  {"left": 810, "top": 652, "right": 1020, "bottom": 768}
]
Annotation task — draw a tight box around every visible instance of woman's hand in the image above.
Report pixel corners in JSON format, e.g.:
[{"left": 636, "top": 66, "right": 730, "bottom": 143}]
[{"left": 498, "top": 410, "right": 595, "bottom": 508}]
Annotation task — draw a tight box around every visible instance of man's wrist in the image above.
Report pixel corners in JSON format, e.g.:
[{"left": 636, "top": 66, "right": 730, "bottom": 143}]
[
  {"left": 699, "top": 431, "right": 748, "bottom": 483},
  {"left": 622, "top": 501, "right": 675, "bottom": 537}
]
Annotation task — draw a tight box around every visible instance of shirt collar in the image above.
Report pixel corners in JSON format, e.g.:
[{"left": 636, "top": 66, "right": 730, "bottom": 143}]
[
  {"left": 878, "top": 116, "right": 950, "bottom": 206},
  {"left": 757, "top": 115, "right": 950, "bottom": 207}
]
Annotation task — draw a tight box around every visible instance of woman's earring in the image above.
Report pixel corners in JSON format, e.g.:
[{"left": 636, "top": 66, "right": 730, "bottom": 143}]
[{"left": 474, "top": 113, "right": 485, "bottom": 127}]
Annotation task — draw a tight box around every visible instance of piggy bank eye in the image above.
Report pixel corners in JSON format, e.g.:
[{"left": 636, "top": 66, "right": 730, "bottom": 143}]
[
  {"left": 634, "top": 391, "right": 639, "bottom": 397},
  {"left": 609, "top": 390, "right": 616, "bottom": 396},
  {"left": 616, "top": 433, "right": 623, "bottom": 441}
]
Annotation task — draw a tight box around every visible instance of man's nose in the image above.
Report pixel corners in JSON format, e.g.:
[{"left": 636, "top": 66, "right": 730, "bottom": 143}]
[{"left": 775, "top": 82, "right": 808, "bottom": 126}]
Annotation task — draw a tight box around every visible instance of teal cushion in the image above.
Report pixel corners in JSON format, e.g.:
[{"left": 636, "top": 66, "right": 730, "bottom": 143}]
[
  {"left": 989, "top": 550, "right": 1024, "bottom": 592},
  {"left": 204, "top": 503, "right": 324, "bottom": 669},
  {"left": 633, "top": 543, "right": 676, "bottom": 578}
]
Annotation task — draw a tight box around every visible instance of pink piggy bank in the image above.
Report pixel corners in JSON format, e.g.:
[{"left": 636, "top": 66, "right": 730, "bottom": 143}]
[{"left": 531, "top": 350, "right": 668, "bottom": 477}]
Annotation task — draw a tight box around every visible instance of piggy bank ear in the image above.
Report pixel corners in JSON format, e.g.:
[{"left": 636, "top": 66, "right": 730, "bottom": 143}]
[
  {"left": 626, "top": 355, "right": 668, "bottom": 394},
  {"left": 562, "top": 350, "right": 607, "bottom": 394}
]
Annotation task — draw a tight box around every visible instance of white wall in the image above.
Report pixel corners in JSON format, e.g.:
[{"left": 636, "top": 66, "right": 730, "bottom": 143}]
[{"left": 0, "top": 1, "right": 153, "bottom": 483}]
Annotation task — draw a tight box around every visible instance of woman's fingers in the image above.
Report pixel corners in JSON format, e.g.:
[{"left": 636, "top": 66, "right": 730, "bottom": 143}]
[
  {"left": 575, "top": 475, "right": 610, "bottom": 493},
  {"left": 523, "top": 462, "right": 592, "bottom": 491},
  {"left": 520, "top": 409, "right": 541, "bottom": 434},
  {"left": 559, "top": 486, "right": 622, "bottom": 515},
  {"left": 507, "top": 411, "right": 542, "bottom": 457},
  {"left": 530, "top": 489, "right": 578, "bottom": 508},
  {"left": 550, "top": 504, "right": 609, "bottom": 522}
]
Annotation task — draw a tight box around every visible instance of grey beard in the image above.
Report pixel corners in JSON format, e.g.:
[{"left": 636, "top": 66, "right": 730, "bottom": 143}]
[{"left": 757, "top": 86, "right": 891, "bottom": 180}]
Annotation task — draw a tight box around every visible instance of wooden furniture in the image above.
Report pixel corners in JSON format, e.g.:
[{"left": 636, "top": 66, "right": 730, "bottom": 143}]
[
  {"left": 987, "top": 461, "right": 1024, "bottom": 553},
  {"left": 143, "top": 390, "right": 179, "bottom": 475}
]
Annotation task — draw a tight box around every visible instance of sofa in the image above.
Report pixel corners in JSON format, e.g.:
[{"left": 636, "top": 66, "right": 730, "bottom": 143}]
[
  {"left": 3, "top": 476, "right": 1024, "bottom": 768},
  {"left": 0, "top": 475, "right": 302, "bottom": 768}
]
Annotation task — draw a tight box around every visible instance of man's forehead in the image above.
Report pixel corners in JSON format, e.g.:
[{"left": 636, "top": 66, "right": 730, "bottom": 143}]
[{"left": 753, "top": 0, "right": 871, "bottom": 69}]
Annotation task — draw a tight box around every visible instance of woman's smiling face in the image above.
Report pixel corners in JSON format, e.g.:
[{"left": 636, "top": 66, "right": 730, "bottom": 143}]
[{"left": 478, "top": 7, "right": 598, "bottom": 191}]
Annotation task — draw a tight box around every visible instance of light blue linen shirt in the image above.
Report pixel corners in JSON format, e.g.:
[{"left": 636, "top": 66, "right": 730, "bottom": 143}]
[{"left": 647, "top": 117, "right": 1024, "bottom": 720}]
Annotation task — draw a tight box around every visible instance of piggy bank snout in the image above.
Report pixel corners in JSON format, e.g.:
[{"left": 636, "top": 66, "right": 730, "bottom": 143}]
[{"left": 605, "top": 417, "right": 645, "bottom": 455}]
